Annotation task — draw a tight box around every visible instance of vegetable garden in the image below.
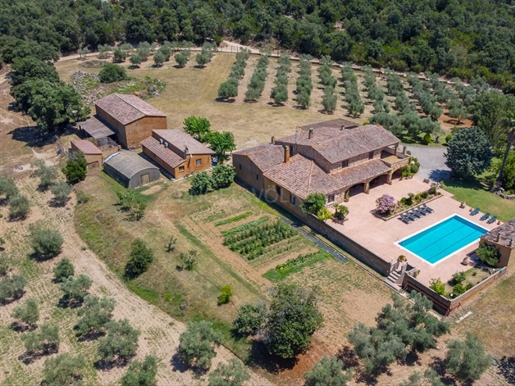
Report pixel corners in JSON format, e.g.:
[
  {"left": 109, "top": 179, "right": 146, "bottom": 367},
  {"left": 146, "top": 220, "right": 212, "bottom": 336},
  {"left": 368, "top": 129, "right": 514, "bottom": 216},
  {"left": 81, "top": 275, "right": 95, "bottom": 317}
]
[{"left": 223, "top": 219, "right": 298, "bottom": 260}]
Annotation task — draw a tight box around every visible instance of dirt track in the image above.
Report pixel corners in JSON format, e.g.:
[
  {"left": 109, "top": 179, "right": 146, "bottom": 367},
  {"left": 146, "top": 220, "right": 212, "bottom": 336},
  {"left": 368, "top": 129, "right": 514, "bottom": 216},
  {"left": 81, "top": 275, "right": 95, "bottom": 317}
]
[{"left": 0, "top": 175, "right": 272, "bottom": 385}]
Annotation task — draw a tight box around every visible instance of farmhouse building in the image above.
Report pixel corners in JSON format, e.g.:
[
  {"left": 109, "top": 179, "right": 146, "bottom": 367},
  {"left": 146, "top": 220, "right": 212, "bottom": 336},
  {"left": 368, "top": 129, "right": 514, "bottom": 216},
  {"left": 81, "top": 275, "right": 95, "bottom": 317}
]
[
  {"left": 233, "top": 119, "right": 410, "bottom": 213},
  {"left": 141, "top": 130, "right": 215, "bottom": 178},
  {"left": 104, "top": 150, "right": 160, "bottom": 188},
  {"left": 70, "top": 139, "right": 103, "bottom": 168},
  {"left": 480, "top": 219, "right": 515, "bottom": 270},
  {"left": 79, "top": 94, "right": 167, "bottom": 149}
]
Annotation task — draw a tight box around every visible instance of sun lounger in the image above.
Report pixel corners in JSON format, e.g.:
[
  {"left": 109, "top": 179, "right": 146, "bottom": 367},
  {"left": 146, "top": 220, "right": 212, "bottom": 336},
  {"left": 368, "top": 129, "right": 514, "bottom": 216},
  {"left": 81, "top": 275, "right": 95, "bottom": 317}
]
[
  {"left": 405, "top": 212, "right": 417, "bottom": 221},
  {"left": 421, "top": 204, "right": 434, "bottom": 213},
  {"left": 400, "top": 214, "right": 411, "bottom": 224},
  {"left": 410, "top": 210, "right": 422, "bottom": 218},
  {"left": 470, "top": 207, "right": 480, "bottom": 216},
  {"left": 480, "top": 212, "right": 490, "bottom": 221},
  {"left": 415, "top": 206, "right": 427, "bottom": 216},
  {"left": 487, "top": 216, "right": 497, "bottom": 224}
]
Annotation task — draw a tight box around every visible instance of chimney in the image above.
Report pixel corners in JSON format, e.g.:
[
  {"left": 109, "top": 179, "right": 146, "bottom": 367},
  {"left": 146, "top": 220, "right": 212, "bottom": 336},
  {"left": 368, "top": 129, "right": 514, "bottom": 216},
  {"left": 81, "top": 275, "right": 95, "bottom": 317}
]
[
  {"left": 184, "top": 146, "right": 190, "bottom": 157},
  {"left": 497, "top": 234, "right": 502, "bottom": 243},
  {"left": 509, "top": 239, "right": 513, "bottom": 247},
  {"left": 271, "top": 136, "right": 275, "bottom": 144},
  {"left": 340, "top": 125, "right": 345, "bottom": 131},
  {"left": 284, "top": 146, "right": 290, "bottom": 163},
  {"left": 403, "top": 146, "right": 407, "bottom": 154},
  {"left": 164, "top": 141, "right": 169, "bottom": 148},
  {"left": 308, "top": 128, "right": 314, "bottom": 139}
]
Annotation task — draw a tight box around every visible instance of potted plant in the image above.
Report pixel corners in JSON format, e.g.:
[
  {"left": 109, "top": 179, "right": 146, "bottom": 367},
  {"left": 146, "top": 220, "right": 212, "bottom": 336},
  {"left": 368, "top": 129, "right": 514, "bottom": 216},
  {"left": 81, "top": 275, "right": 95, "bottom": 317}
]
[{"left": 333, "top": 204, "right": 349, "bottom": 223}]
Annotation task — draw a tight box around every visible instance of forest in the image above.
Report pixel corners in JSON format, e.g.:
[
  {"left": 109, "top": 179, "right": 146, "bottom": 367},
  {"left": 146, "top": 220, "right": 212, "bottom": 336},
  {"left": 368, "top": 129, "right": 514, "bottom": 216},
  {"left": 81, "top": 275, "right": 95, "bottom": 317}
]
[{"left": 2, "top": 0, "right": 515, "bottom": 91}]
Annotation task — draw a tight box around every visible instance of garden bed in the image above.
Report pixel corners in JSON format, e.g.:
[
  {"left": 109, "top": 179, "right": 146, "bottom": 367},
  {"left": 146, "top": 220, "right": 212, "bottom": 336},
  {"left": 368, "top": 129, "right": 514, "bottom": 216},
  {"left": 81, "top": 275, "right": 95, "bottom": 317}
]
[
  {"left": 262, "top": 249, "right": 331, "bottom": 282},
  {"left": 374, "top": 188, "right": 443, "bottom": 221}
]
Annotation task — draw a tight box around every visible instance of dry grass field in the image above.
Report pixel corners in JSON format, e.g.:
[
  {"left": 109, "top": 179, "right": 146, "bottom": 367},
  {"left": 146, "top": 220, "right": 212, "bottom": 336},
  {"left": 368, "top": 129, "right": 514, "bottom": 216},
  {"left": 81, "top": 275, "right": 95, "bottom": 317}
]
[
  {"left": 55, "top": 51, "right": 468, "bottom": 152},
  {"left": 0, "top": 52, "right": 511, "bottom": 385}
]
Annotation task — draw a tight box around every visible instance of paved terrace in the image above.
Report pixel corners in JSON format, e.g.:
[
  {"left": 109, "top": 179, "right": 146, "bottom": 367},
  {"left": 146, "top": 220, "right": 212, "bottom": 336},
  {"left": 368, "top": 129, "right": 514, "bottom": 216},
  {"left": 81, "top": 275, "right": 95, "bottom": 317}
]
[{"left": 327, "top": 177, "right": 499, "bottom": 286}]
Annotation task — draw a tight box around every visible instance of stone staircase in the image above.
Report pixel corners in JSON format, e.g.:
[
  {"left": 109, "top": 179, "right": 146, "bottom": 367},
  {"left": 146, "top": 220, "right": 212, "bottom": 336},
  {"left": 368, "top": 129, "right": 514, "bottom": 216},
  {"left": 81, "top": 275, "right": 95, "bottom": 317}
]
[{"left": 384, "top": 270, "right": 402, "bottom": 290}]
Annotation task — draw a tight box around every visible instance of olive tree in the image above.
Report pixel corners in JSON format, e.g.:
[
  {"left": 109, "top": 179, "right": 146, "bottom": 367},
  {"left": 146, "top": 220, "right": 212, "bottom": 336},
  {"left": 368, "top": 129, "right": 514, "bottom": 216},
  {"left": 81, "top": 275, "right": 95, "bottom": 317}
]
[
  {"left": 0, "top": 274, "right": 26, "bottom": 303},
  {"left": 22, "top": 323, "right": 60, "bottom": 356},
  {"left": 29, "top": 222, "right": 64, "bottom": 259},
  {"left": 304, "top": 356, "right": 350, "bottom": 386},
  {"left": 208, "top": 358, "right": 250, "bottom": 386},
  {"left": 121, "top": 355, "right": 158, "bottom": 386},
  {"left": 97, "top": 319, "right": 140, "bottom": 364},
  {"left": 42, "top": 353, "right": 86, "bottom": 386},
  {"left": 125, "top": 239, "right": 154, "bottom": 279},
  {"left": 177, "top": 320, "right": 222, "bottom": 370},
  {"left": 59, "top": 274, "right": 93, "bottom": 307},
  {"left": 445, "top": 333, "right": 491, "bottom": 382},
  {"left": 75, "top": 295, "right": 115, "bottom": 339},
  {"left": 53, "top": 258, "right": 74, "bottom": 282},
  {"left": 12, "top": 297, "right": 39, "bottom": 329},
  {"left": 8, "top": 194, "right": 30, "bottom": 220}
]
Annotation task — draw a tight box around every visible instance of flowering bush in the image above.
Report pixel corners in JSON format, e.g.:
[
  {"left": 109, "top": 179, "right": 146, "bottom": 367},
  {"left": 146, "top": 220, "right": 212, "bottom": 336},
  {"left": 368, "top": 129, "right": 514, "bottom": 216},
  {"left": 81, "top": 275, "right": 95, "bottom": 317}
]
[{"left": 376, "top": 194, "right": 396, "bottom": 215}]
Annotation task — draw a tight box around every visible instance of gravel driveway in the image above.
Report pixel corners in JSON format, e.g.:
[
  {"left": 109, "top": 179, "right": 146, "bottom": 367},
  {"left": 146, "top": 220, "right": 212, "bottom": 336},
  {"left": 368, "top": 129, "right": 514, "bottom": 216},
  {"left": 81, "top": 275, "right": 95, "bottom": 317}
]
[{"left": 405, "top": 145, "right": 450, "bottom": 181}]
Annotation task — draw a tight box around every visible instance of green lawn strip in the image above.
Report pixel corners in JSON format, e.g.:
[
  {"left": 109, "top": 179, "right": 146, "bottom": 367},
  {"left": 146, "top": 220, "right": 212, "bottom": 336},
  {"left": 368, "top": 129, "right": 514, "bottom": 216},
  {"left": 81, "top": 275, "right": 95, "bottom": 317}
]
[
  {"left": 263, "top": 249, "right": 332, "bottom": 282},
  {"left": 215, "top": 211, "right": 253, "bottom": 226},
  {"left": 442, "top": 178, "right": 515, "bottom": 222},
  {"left": 221, "top": 217, "right": 269, "bottom": 236},
  {"left": 176, "top": 224, "right": 260, "bottom": 296}
]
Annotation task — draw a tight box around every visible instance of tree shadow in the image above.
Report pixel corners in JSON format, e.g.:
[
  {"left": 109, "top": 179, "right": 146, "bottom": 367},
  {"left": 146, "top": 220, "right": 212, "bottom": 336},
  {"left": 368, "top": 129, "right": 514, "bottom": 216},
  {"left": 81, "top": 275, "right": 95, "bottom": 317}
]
[
  {"left": 215, "top": 97, "right": 235, "bottom": 103},
  {"left": 169, "top": 353, "right": 205, "bottom": 378},
  {"left": 76, "top": 330, "right": 106, "bottom": 342},
  {"left": 8, "top": 125, "right": 77, "bottom": 148},
  {"left": 245, "top": 340, "right": 298, "bottom": 374},
  {"left": 94, "top": 356, "right": 132, "bottom": 371},
  {"left": 18, "top": 346, "right": 58, "bottom": 365},
  {"left": 57, "top": 296, "right": 84, "bottom": 309},
  {"left": 498, "top": 356, "right": 515, "bottom": 385},
  {"left": 429, "top": 169, "right": 452, "bottom": 182},
  {"left": 10, "top": 321, "right": 37, "bottom": 333},
  {"left": 428, "top": 356, "right": 458, "bottom": 385}
]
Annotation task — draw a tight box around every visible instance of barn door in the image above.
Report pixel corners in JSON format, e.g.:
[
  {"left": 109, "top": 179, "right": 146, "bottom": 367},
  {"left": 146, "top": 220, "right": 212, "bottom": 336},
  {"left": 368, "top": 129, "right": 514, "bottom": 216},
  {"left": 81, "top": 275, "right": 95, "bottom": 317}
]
[{"left": 140, "top": 173, "right": 150, "bottom": 185}]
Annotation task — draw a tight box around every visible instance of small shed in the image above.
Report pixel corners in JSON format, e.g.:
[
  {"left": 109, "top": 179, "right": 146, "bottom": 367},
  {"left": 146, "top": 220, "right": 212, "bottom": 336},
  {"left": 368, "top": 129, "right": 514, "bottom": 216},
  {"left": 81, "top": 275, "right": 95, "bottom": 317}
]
[
  {"left": 70, "top": 139, "right": 103, "bottom": 167},
  {"left": 104, "top": 150, "right": 160, "bottom": 188}
]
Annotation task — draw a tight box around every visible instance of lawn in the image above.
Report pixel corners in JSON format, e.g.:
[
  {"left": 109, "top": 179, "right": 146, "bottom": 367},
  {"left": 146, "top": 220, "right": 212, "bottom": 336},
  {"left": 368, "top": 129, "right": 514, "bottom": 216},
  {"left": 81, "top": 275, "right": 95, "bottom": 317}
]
[{"left": 442, "top": 177, "right": 515, "bottom": 221}]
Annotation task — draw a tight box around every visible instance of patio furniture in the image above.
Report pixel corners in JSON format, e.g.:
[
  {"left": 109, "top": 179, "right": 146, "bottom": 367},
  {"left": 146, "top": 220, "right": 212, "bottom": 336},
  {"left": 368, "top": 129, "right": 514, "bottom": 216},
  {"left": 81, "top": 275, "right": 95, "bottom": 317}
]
[
  {"left": 470, "top": 207, "right": 480, "bottom": 216},
  {"left": 399, "top": 214, "right": 411, "bottom": 224},
  {"left": 405, "top": 212, "right": 417, "bottom": 221},
  {"left": 421, "top": 203, "right": 433, "bottom": 213},
  {"left": 480, "top": 212, "right": 490, "bottom": 221},
  {"left": 415, "top": 206, "right": 427, "bottom": 216},
  {"left": 487, "top": 215, "right": 497, "bottom": 224},
  {"left": 410, "top": 210, "right": 422, "bottom": 218}
]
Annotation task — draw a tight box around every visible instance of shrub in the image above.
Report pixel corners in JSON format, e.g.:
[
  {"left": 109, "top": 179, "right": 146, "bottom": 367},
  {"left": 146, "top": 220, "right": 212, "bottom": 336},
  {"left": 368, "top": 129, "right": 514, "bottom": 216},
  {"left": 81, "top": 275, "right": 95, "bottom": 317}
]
[
  {"left": 233, "top": 303, "right": 267, "bottom": 336},
  {"left": 175, "top": 51, "right": 190, "bottom": 68},
  {"left": 8, "top": 194, "right": 30, "bottom": 220},
  {"left": 177, "top": 321, "right": 222, "bottom": 370},
  {"left": 429, "top": 278, "right": 445, "bottom": 295},
  {"left": 445, "top": 333, "right": 491, "bottom": 382},
  {"left": 12, "top": 297, "right": 39, "bottom": 328},
  {"left": 452, "top": 283, "right": 466, "bottom": 296},
  {"left": 476, "top": 242, "right": 501, "bottom": 266},
  {"left": 59, "top": 274, "right": 92, "bottom": 306},
  {"left": 29, "top": 223, "right": 63, "bottom": 259},
  {"left": 42, "top": 353, "right": 86, "bottom": 386},
  {"left": 445, "top": 134, "right": 452, "bottom": 143},
  {"left": 121, "top": 355, "right": 157, "bottom": 386},
  {"left": 0, "top": 274, "right": 26, "bottom": 303},
  {"left": 22, "top": 323, "right": 59, "bottom": 355},
  {"left": 333, "top": 204, "right": 349, "bottom": 221},
  {"left": 208, "top": 358, "right": 250, "bottom": 386},
  {"left": 180, "top": 250, "right": 197, "bottom": 271},
  {"left": 50, "top": 182, "right": 72, "bottom": 206},
  {"left": 452, "top": 271, "right": 466, "bottom": 285},
  {"left": 113, "top": 48, "right": 126, "bottom": 63},
  {"left": 53, "top": 258, "right": 74, "bottom": 282},
  {"left": 376, "top": 194, "right": 396, "bottom": 215},
  {"left": 305, "top": 356, "right": 350, "bottom": 386},
  {"left": 62, "top": 152, "right": 87, "bottom": 184},
  {"left": 97, "top": 319, "right": 140, "bottom": 364},
  {"left": 35, "top": 160, "right": 59, "bottom": 190},
  {"left": 99, "top": 63, "right": 127, "bottom": 83},
  {"left": 218, "top": 285, "right": 233, "bottom": 305},
  {"left": 125, "top": 239, "right": 154, "bottom": 278},
  {"left": 423, "top": 134, "right": 432, "bottom": 144},
  {"left": 300, "top": 193, "right": 326, "bottom": 216},
  {"left": 0, "top": 175, "right": 18, "bottom": 200},
  {"left": 129, "top": 53, "right": 142, "bottom": 67},
  {"left": 317, "top": 206, "right": 333, "bottom": 221}
]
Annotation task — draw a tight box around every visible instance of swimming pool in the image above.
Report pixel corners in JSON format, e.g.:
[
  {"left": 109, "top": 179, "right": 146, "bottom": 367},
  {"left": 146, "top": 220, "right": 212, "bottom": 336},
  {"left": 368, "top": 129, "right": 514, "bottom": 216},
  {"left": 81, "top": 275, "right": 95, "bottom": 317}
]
[{"left": 397, "top": 215, "right": 488, "bottom": 265}]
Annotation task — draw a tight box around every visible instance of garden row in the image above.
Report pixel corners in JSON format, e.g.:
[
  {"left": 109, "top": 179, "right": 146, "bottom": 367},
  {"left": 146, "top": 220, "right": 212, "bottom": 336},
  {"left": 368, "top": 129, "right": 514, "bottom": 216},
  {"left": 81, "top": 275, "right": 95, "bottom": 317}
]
[
  {"left": 217, "top": 49, "right": 251, "bottom": 99},
  {"left": 223, "top": 220, "right": 297, "bottom": 260}
]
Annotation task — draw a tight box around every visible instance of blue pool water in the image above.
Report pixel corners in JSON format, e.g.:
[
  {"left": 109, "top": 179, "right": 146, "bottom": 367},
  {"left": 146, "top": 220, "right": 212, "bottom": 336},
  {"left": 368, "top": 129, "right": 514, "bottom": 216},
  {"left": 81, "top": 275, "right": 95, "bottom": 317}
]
[{"left": 399, "top": 215, "right": 487, "bottom": 264}]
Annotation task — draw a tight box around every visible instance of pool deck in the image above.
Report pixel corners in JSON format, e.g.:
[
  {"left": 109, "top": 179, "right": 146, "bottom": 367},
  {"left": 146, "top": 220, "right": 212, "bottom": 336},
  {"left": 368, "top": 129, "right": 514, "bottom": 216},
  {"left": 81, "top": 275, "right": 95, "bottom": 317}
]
[{"left": 327, "top": 177, "right": 499, "bottom": 286}]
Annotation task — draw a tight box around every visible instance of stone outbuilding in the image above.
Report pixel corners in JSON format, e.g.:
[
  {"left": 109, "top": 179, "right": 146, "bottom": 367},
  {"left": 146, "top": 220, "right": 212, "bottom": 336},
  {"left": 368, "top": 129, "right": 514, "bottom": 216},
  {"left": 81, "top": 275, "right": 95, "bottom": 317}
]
[
  {"left": 70, "top": 139, "right": 103, "bottom": 168},
  {"left": 480, "top": 218, "right": 515, "bottom": 270},
  {"left": 103, "top": 150, "right": 160, "bottom": 188},
  {"left": 80, "top": 94, "right": 167, "bottom": 149}
]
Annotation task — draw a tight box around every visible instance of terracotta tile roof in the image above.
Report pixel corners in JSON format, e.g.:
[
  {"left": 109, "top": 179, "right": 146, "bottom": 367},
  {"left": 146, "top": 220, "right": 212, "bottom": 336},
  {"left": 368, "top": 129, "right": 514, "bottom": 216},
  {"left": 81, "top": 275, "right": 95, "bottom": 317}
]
[
  {"left": 153, "top": 130, "right": 215, "bottom": 155},
  {"left": 79, "top": 115, "right": 116, "bottom": 138},
  {"left": 263, "top": 155, "right": 341, "bottom": 199},
  {"left": 298, "top": 118, "right": 359, "bottom": 130},
  {"left": 482, "top": 219, "right": 513, "bottom": 249},
  {"left": 141, "top": 136, "right": 185, "bottom": 168},
  {"left": 277, "top": 124, "right": 400, "bottom": 164},
  {"left": 71, "top": 139, "right": 102, "bottom": 155},
  {"left": 234, "top": 144, "right": 285, "bottom": 171},
  {"left": 95, "top": 94, "right": 166, "bottom": 125},
  {"left": 332, "top": 159, "right": 391, "bottom": 188}
]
